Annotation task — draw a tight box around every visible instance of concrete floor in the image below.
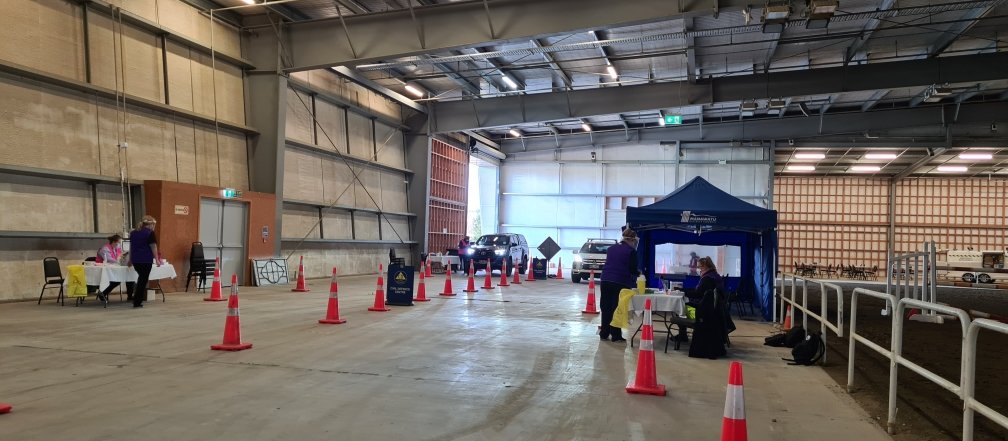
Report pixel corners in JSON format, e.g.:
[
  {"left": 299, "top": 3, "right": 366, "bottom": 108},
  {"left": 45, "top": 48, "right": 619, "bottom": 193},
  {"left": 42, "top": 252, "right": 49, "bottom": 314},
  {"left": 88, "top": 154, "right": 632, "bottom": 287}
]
[{"left": 1, "top": 273, "right": 892, "bottom": 441}]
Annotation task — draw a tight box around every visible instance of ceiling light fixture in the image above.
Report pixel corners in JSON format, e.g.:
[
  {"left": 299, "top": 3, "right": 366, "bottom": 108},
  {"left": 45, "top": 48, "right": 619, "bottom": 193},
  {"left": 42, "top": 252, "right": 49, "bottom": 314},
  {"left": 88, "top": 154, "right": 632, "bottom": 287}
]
[
  {"left": 581, "top": 123, "right": 592, "bottom": 132},
  {"left": 958, "top": 152, "right": 993, "bottom": 160},
  {"left": 501, "top": 74, "right": 518, "bottom": 89},
  {"left": 509, "top": 128, "right": 521, "bottom": 137},
  {"left": 850, "top": 165, "right": 881, "bottom": 173},
  {"left": 786, "top": 165, "right": 816, "bottom": 172},
  {"left": 793, "top": 152, "right": 826, "bottom": 160},
  {"left": 761, "top": 2, "right": 791, "bottom": 33},
  {"left": 242, "top": 0, "right": 257, "bottom": 4},
  {"left": 864, "top": 152, "right": 899, "bottom": 160},
  {"left": 806, "top": 0, "right": 838, "bottom": 29},
  {"left": 936, "top": 165, "right": 968, "bottom": 173},
  {"left": 403, "top": 83, "right": 424, "bottom": 98},
  {"left": 606, "top": 65, "right": 618, "bottom": 79}
]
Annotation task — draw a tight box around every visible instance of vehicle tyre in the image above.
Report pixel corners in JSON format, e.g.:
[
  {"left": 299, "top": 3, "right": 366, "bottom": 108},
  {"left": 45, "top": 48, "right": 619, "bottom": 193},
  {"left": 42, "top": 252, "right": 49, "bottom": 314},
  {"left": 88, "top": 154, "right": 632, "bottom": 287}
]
[
  {"left": 978, "top": 273, "right": 992, "bottom": 284},
  {"left": 962, "top": 273, "right": 976, "bottom": 283},
  {"left": 571, "top": 272, "right": 581, "bottom": 283},
  {"left": 507, "top": 258, "right": 515, "bottom": 276},
  {"left": 519, "top": 256, "right": 527, "bottom": 274}
]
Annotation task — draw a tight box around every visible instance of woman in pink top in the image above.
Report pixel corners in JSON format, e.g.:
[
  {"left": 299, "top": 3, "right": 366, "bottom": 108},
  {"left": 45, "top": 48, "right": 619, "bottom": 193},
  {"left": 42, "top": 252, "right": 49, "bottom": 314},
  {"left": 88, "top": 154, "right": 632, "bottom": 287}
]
[{"left": 95, "top": 234, "right": 134, "bottom": 302}]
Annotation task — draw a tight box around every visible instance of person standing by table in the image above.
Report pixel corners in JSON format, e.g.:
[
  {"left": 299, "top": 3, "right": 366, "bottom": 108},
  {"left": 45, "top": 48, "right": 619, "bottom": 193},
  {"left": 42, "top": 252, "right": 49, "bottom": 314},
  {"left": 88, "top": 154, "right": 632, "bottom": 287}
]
[
  {"left": 688, "top": 257, "right": 731, "bottom": 359},
  {"left": 95, "top": 234, "right": 134, "bottom": 302},
  {"left": 457, "top": 235, "right": 471, "bottom": 273},
  {"left": 128, "top": 215, "right": 162, "bottom": 308},
  {"left": 599, "top": 228, "right": 640, "bottom": 343}
]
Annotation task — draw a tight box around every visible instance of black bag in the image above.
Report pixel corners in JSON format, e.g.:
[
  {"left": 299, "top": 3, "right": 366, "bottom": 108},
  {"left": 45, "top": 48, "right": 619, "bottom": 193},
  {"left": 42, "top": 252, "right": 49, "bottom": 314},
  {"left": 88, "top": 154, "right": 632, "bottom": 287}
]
[
  {"left": 784, "top": 325, "right": 805, "bottom": 348},
  {"left": 764, "top": 333, "right": 787, "bottom": 347},
  {"left": 784, "top": 332, "right": 825, "bottom": 366}
]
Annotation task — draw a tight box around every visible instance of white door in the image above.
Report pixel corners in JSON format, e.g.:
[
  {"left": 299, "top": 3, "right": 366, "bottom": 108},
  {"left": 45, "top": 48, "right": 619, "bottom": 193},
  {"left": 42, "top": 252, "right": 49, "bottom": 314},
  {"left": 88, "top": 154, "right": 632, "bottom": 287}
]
[{"left": 199, "top": 198, "right": 249, "bottom": 287}]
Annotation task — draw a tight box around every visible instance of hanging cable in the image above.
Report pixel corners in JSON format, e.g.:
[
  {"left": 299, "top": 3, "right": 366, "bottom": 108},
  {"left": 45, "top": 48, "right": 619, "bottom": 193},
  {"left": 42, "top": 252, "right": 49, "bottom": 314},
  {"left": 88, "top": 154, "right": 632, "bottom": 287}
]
[
  {"left": 118, "top": 8, "right": 133, "bottom": 230},
  {"left": 210, "top": 9, "right": 223, "bottom": 188}
]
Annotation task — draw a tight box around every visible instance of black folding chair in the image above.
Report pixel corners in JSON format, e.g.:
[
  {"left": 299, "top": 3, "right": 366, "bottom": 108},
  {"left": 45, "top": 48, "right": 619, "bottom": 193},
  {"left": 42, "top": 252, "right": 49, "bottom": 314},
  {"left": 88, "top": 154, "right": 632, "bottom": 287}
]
[
  {"left": 38, "top": 257, "right": 65, "bottom": 305},
  {"left": 185, "top": 242, "right": 216, "bottom": 292}
]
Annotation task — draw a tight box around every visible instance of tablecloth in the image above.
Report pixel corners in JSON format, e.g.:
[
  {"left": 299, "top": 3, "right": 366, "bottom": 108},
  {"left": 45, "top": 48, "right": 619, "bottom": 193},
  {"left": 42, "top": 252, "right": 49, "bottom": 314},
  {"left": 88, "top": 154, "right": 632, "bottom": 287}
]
[{"left": 81, "top": 263, "right": 178, "bottom": 291}]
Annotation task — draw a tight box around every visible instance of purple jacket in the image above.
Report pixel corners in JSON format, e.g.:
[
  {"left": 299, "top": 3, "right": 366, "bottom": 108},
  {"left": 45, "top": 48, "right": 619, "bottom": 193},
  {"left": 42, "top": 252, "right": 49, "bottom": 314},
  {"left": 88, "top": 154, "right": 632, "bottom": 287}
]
[{"left": 601, "top": 241, "right": 639, "bottom": 288}]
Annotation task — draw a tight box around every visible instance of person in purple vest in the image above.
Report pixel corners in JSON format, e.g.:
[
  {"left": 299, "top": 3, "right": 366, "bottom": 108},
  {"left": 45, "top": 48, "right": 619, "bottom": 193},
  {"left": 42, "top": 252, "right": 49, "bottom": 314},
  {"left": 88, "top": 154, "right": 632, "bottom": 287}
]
[
  {"left": 128, "top": 215, "right": 163, "bottom": 308},
  {"left": 599, "top": 227, "right": 640, "bottom": 342}
]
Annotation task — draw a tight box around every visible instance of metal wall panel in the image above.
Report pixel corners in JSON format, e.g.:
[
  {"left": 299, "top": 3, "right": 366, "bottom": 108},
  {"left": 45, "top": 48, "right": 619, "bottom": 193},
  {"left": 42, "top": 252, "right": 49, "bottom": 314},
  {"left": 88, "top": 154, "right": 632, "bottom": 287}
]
[
  {"left": 321, "top": 209, "right": 353, "bottom": 239},
  {"left": 347, "top": 112, "right": 374, "bottom": 160},
  {"left": 354, "top": 212, "right": 380, "bottom": 240},
  {"left": 314, "top": 99, "right": 347, "bottom": 152},
  {"left": 606, "top": 164, "right": 664, "bottom": 194},
  {"left": 352, "top": 166, "right": 381, "bottom": 210},
  {"left": 500, "top": 162, "right": 559, "bottom": 194},
  {"left": 375, "top": 121, "right": 405, "bottom": 168},
  {"left": 285, "top": 88, "right": 314, "bottom": 145},
  {"left": 283, "top": 149, "right": 324, "bottom": 202},
  {"left": 381, "top": 215, "right": 411, "bottom": 242},
  {"left": 322, "top": 159, "right": 356, "bottom": 206},
  {"left": 281, "top": 205, "right": 321, "bottom": 239},
  {"left": 560, "top": 163, "right": 602, "bottom": 194},
  {"left": 379, "top": 169, "right": 407, "bottom": 212}
]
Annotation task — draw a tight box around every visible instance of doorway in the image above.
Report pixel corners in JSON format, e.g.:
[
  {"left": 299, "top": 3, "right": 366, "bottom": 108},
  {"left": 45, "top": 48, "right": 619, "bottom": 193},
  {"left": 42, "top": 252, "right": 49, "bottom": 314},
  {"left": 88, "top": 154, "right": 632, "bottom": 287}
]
[{"left": 199, "top": 198, "right": 249, "bottom": 287}]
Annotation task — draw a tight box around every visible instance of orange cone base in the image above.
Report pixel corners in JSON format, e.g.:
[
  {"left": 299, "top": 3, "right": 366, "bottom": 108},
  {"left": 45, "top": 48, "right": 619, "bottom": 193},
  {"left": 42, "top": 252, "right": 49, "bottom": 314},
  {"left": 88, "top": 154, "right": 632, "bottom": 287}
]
[
  {"left": 721, "top": 419, "right": 748, "bottom": 440},
  {"left": 481, "top": 285, "right": 496, "bottom": 290},
  {"left": 210, "top": 342, "right": 253, "bottom": 351},
  {"left": 0, "top": 403, "right": 11, "bottom": 414},
  {"left": 292, "top": 287, "right": 310, "bottom": 292},
  {"left": 414, "top": 297, "right": 431, "bottom": 302},
  {"left": 440, "top": 292, "right": 457, "bottom": 297},
  {"left": 582, "top": 308, "right": 600, "bottom": 315},
  {"left": 626, "top": 382, "right": 667, "bottom": 396},
  {"left": 204, "top": 296, "right": 226, "bottom": 302},
  {"left": 368, "top": 306, "right": 391, "bottom": 312},
  {"left": 319, "top": 318, "right": 347, "bottom": 324}
]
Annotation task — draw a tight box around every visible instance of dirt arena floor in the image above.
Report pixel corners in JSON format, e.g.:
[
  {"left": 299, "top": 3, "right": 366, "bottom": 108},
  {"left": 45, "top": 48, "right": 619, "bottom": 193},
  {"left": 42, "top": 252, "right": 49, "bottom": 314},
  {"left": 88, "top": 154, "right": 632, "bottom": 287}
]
[{"left": 782, "top": 281, "right": 1008, "bottom": 440}]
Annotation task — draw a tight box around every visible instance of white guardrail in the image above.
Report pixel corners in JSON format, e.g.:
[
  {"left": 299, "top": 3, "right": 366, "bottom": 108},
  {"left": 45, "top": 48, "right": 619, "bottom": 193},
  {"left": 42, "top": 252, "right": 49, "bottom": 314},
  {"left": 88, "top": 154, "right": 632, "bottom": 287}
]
[
  {"left": 840, "top": 286, "right": 1008, "bottom": 437},
  {"left": 776, "top": 273, "right": 844, "bottom": 364}
]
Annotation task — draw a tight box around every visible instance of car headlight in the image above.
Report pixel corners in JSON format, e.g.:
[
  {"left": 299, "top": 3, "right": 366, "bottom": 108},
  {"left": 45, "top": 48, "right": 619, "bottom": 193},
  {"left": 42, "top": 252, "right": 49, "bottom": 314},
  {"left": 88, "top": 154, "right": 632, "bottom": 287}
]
[
  {"left": 572, "top": 254, "right": 582, "bottom": 263},
  {"left": 494, "top": 249, "right": 505, "bottom": 256},
  {"left": 466, "top": 249, "right": 474, "bottom": 255}
]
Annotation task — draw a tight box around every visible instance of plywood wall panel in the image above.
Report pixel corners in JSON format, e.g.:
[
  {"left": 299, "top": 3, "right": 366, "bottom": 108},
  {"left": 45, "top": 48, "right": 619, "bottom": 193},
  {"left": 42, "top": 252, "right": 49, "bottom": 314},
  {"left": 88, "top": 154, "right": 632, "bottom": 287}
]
[
  {"left": 157, "top": 0, "right": 241, "bottom": 60},
  {"left": 347, "top": 112, "right": 374, "bottom": 160},
  {"left": 96, "top": 183, "right": 127, "bottom": 234},
  {"left": 105, "top": 0, "right": 158, "bottom": 22},
  {"left": 0, "top": 0, "right": 85, "bottom": 81},
  {"left": 0, "top": 75, "right": 100, "bottom": 175},
  {"left": 354, "top": 212, "right": 380, "bottom": 240},
  {"left": 285, "top": 88, "right": 314, "bottom": 145},
  {"left": 381, "top": 215, "right": 411, "bottom": 242},
  {"left": 281, "top": 206, "right": 320, "bottom": 239},
  {"left": 322, "top": 159, "right": 356, "bottom": 207},
  {"left": 165, "top": 41, "right": 193, "bottom": 111},
  {"left": 125, "top": 107, "right": 175, "bottom": 181},
  {"left": 120, "top": 24, "right": 165, "bottom": 103},
  {"left": 0, "top": 174, "right": 92, "bottom": 232},
  {"left": 95, "top": 98, "right": 123, "bottom": 178},
  {"left": 213, "top": 61, "right": 245, "bottom": 125},
  {"left": 172, "top": 118, "right": 198, "bottom": 184},
  {"left": 375, "top": 122, "right": 405, "bottom": 168},
  {"left": 321, "top": 209, "right": 353, "bottom": 239},
  {"left": 189, "top": 52, "right": 215, "bottom": 119},
  {"left": 282, "top": 149, "right": 324, "bottom": 203},
  {"left": 193, "top": 122, "right": 220, "bottom": 187},
  {"left": 314, "top": 99, "right": 347, "bottom": 152},
  {"left": 87, "top": 11, "right": 120, "bottom": 94},
  {"left": 217, "top": 129, "right": 248, "bottom": 191},
  {"left": 353, "top": 166, "right": 381, "bottom": 210},
  {"left": 379, "top": 170, "right": 408, "bottom": 212}
]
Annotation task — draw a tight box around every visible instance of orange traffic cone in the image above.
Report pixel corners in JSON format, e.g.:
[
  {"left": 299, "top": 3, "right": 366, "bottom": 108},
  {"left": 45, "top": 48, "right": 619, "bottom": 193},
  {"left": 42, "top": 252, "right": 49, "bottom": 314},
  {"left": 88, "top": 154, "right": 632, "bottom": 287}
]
[
  {"left": 626, "top": 298, "right": 666, "bottom": 396},
  {"left": 582, "top": 270, "right": 599, "bottom": 314},
  {"left": 556, "top": 257, "right": 564, "bottom": 279},
  {"left": 414, "top": 266, "right": 430, "bottom": 302},
  {"left": 481, "top": 261, "right": 496, "bottom": 290},
  {"left": 319, "top": 267, "right": 346, "bottom": 324},
  {"left": 292, "top": 255, "right": 310, "bottom": 292},
  {"left": 211, "top": 275, "right": 253, "bottom": 351},
  {"left": 368, "top": 264, "right": 390, "bottom": 312},
  {"left": 511, "top": 262, "right": 522, "bottom": 285},
  {"left": 0, "top": 403, "right": 11, "bottom": 414},
  {"left": 720, "top": 361, "right": 747, "bottom": 441},
  {"left": 499, "top": 259, "right": 510, "bottom": 287},
  {"left": 440, "top": 263, "right": 456, "bottom": 296},
  {"left": 783, "top": 305, "right": 793, "bottom": 330},
  {"left": 203, "top": 256, "right": 225, "bottom": 302},
  {"left": 425, "top": 255, "right": 433, "bottom": 278},
  {"left": 526, "top": 257, "right": 536, "bottom": 281},
  {"left": 464, "top": 260, "right": 478, "bottom": 293}
]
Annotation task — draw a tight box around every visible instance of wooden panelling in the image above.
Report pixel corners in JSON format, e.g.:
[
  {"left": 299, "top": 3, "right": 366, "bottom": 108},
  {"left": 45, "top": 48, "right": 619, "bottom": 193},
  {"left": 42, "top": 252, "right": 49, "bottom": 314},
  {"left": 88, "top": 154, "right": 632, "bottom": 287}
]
[
  {"left": 193, "top": 122, "right": 220, "bottom": 187},
  {"left": 379, "top": 169, "right": 408, "bottom": 212},
  {"left": 894, "top": 178, "right": 1008, "bottom": 253},
  {"left": 281, "top": 245, "right": 411, "bottom": 279},
  {"left": 0, "top": 0, "right": 86, "bottom": 81},
  {"left": 428, "top": 138, "right": 468, "bottom": 254},
  {"left": 96, "top": 183, "right": 127, "bottom": 234},
  {"left": 353, "top": 166, "right": 382, "bottom": 210},
  {"left": 104, "top": 0, "right": 158, "bottom": 22},
  {"left": 381, "top": 215, "right": 411, "bottom": 242},
  {"left": 125, "top": 107, "right": 176, "bottom": 181},
  {"left": 212, "top": 61, "right": 244, "bottom": 125}
]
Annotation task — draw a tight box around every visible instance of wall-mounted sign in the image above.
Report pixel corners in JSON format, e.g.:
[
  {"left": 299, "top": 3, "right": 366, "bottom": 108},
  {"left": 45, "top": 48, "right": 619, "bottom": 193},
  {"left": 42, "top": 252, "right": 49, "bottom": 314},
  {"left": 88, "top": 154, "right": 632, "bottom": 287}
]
[
  {"left": 222, "top": 188, "right": 243, "bottom": 199},
  {"left": 174, "top": 205, "right": 190, "bottom": 215},
  {"left": 261, "top": 226, "right": 269, "bottom": 242}
]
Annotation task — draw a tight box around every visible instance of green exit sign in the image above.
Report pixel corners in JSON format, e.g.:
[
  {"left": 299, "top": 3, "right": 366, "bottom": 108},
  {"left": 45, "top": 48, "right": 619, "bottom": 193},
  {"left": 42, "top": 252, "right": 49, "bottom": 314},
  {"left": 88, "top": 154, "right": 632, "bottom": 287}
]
[
  {"left": 664, "top": 115, "right": 682, "bottom": 125},
  {"left": 221, "top": 188, "right": 243, "bottom": 199}
]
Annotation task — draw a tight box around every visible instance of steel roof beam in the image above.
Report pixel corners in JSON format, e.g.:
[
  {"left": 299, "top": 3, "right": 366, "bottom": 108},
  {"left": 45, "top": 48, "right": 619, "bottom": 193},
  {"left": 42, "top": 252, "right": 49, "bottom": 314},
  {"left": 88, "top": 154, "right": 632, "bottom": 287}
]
[
  {"left": 530, "top": 39, "right": 572, "bottom": 90},
  {"left": 430, "top": 51, "right": 1008, "bottom": 133},
  {"left": 282, "top": 0, "right": 751, "bottom": 71},
  {"left": 928, "top": 3, "right": 999, "bottom": 57},
  {"left": 466, "top": 47, "right": 524, "bottom": 91},
  {"left": 845, "top": 0, "right": 896, "bottom": 65},
  {"left": 861, "top": 90, "right": 889, "bottom": 112}
]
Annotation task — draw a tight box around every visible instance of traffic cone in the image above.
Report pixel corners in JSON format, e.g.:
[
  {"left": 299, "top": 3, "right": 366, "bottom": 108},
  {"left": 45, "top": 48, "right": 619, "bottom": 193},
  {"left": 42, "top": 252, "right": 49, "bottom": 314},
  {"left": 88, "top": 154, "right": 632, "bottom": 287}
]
[
  {"left": 211, "top": 275, "right": 253, "bottom": 351},
  {"left": 425, "top": 255, "right": 433, "bottom": 278},
  {"left": 526, "top": 257, "right": 536, "bottom": 281},
  {"left": 499, "top": 259, "right": 510, "bottom": 287},
  {"left": 319, "top": 267, "right": 346, "bottom": 324},
  {"left": 368, "top": 264, "right": 390, "bottom": 312},
  {"left": 203, "top": 256, "right": 225, "bottom": 302},
  {"left": 0, "top": 403, "right": 11, "bottom": 414},
  {"left": 626, "top": 298, "right": 666, "bottom": 396},
  {"left": 556, "top": 257, "right": 564, "bottom": 279},
  {"left": 292, "top": 255, "right": 310, "bottom": 292},
  {"left": 720, "top": 361, "right": 748, "bottom": 441},
  {"left": 582, "top": 270, "right": 600, "bottom": 314},
  {"left": 464, "top": 260, "right": 478, "bottom": 293},
  {"left": 414, "top": 267, "right": 430, "bottom": 302},
  {"left": 440, "top": 263, "right": 456, "bottom": 296},
  {"left": 511, "top": 263, "right": 522, "bottom": 285},
  {"left": 783, "top": 305, "right": 793, "bottom": 330},
  {"left": 481, "top": 260, "right": 496, "bottom": 290}
]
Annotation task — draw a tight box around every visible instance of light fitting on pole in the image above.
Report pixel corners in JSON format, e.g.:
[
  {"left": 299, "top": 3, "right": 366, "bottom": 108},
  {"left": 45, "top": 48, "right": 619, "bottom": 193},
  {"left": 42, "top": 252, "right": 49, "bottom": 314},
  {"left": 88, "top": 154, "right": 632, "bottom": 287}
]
[
  {"left": 806, "top": 0, "right": 838, "bottom": 29},
  {"left": 761, "top": 1, "right": 791, "bottom": 33}
]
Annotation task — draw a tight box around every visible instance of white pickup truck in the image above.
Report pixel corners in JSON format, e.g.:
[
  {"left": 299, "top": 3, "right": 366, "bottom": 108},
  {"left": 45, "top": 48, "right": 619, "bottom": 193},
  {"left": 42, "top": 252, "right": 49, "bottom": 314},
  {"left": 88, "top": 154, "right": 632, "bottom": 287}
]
[
  {"left": 571, "top": 239, "right": 618, "bottom": 283},
  {"left": 941, "top": 249, "right": 1007, "bottom": 283}
]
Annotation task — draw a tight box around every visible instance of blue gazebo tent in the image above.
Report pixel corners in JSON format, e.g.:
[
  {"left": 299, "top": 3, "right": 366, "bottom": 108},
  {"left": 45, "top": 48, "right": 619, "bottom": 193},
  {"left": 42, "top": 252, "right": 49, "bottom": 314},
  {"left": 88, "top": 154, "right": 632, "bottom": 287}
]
[{"left": 626, "top": 177, "right": 778, "bottom": 320}]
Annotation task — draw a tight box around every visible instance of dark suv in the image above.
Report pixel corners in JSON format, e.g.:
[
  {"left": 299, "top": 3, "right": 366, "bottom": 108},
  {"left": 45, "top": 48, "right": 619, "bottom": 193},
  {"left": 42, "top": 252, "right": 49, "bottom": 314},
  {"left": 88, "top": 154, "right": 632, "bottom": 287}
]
[{"left": 468, "top": 233, "right": 529, "bottom": 274}]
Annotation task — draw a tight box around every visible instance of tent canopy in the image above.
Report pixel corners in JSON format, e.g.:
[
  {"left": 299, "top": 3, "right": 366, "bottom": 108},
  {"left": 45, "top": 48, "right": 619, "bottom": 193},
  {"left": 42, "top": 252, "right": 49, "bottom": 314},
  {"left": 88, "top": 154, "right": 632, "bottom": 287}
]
[{"left": 626, "top": 177, "right": 778, "bottom": 320}]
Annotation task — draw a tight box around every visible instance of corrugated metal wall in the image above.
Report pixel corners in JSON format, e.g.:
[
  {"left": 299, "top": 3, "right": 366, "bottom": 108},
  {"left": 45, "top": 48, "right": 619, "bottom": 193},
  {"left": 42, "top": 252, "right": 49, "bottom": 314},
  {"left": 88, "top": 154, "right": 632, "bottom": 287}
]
[{"left": 499, "top": 144, "right": 771, "bottom": 268}]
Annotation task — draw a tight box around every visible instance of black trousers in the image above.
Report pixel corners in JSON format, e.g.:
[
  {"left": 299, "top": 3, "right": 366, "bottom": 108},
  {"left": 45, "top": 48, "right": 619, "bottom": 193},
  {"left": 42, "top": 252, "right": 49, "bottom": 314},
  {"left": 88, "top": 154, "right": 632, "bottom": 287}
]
[
  {"left": 100, "top": 281, "right": 135, "bottom": 299},
  {"left": 599, "top": 281, "right": 627, "bottom": 340},
  {"left": 133, "top": 263, "right": 153, "bottom": 306}
]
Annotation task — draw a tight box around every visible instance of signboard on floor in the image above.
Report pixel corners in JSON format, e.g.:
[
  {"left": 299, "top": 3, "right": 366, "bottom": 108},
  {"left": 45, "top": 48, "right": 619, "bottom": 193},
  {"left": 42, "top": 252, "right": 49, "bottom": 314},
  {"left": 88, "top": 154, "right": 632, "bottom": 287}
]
[
  {"left": 386, "top": 264, "right": 414, "bottom": 306},
  {"left": 532, "top": 258, "right": 549, "bottom": 280},
  {"left": 252, "top": 259, "right": 289, "bottom": 287}
]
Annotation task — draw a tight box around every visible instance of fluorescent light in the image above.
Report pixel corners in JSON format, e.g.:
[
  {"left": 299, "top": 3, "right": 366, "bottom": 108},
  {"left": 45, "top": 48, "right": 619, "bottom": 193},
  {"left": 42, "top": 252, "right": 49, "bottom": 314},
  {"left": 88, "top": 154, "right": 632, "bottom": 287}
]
[
  {"left": 581, "top": 123, "right": 592, "bottom": 132},
  {"left": 658, "top": 117, "right": 666, "bottom": 126},
  {"left": 786, "top": 165, "right": 815, "bottom": 172},
  {"left": 508, "top": 129, "right": 521, "bottom": 137},
  {"left": 850, "top": 165, "right": 881, "bottom": 173},
  {"left": 242, "top": 0, "right": 256, "bottom": 4},
  {"left": 403, "top": 84, "right": 424, "bottom": 97},
  {"left": 501, "top": 74, "right": 518, "bottom": 89},
  {"left": 793, "top": 152, "right": 826, "bottom": 160},
  {"left": 606, "top": 65, "right": 618, "bottom": 79},
  {"left": 958, "top": 152, "right": 993, "bottom": 160},
  {"left": 937, "top": 165, "right": 968, "bottom": 173},
  {"left": 864, "top": 153, "right": 899, "bottom": 160}
]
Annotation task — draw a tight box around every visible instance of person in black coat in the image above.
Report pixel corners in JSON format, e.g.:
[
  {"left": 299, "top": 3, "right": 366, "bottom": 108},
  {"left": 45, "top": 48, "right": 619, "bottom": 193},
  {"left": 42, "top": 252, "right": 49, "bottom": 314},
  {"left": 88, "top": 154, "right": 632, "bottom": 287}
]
[{"left": 688, "top": 257, "right": 730, "bottom": 359}]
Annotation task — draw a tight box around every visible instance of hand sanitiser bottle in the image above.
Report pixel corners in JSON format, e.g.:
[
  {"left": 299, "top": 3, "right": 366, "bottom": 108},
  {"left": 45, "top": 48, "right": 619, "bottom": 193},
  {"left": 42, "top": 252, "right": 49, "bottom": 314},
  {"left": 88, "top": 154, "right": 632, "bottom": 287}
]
[{"left": 637, "top": 274, "right": 646, "bottom": 294}]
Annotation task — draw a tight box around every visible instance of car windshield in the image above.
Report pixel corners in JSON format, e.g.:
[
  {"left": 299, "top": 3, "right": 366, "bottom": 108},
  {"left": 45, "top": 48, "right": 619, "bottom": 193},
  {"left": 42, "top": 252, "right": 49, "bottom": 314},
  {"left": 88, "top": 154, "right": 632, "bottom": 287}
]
[
  {"left": 580, "top": 242, "right": 614, "bottom": 254},
  {"left": 476, "top": 235, "right": 510, "bottom": 246}
]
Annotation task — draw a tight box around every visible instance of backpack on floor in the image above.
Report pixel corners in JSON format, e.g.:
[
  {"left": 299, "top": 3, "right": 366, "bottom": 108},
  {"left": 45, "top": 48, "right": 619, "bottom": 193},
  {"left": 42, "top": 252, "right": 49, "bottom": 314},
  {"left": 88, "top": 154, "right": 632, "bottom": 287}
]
[
  {"left": 784, "top": 332, "right": 825, "bottom": 366},
  {"left": 764, "top": 333, "right": 787, "bottom": 347},
  {"left": 784, "top": 325, "right": 805, "bottom": 348}
]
